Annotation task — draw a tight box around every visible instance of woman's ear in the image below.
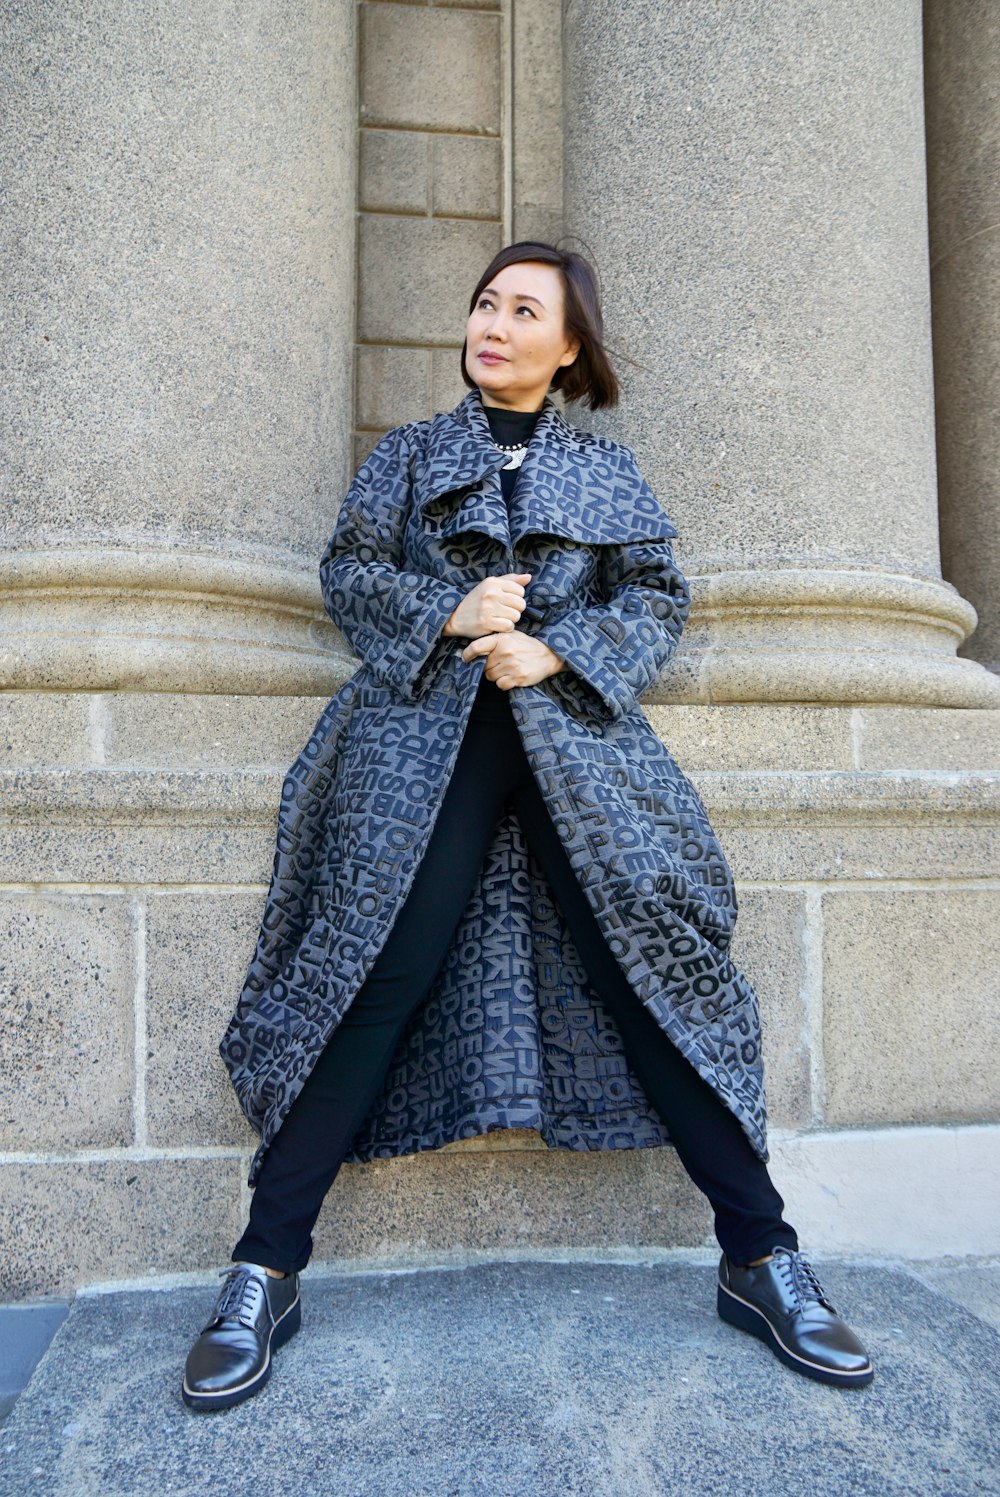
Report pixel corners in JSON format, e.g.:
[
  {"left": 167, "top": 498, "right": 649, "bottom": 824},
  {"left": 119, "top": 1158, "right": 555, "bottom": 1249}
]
[{"left": 560, "top": 336, "right": 582, "bottom": 369}]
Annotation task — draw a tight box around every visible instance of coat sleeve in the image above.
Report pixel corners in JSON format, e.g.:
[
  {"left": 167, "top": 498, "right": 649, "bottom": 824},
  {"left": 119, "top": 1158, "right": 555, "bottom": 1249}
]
[
  {"left": 319, "top": 426, "right": 467, "bottom": 703},
  {"left": 532, "top": 537, "right": 691, "bottom": 724}
]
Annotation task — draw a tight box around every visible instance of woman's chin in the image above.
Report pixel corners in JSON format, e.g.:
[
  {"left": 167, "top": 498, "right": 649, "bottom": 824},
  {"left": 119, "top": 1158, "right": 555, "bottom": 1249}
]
[
  {"left": 472, "top": 368, "right": 509, "bottom": 396},
  {"left": 474, "top": 376, "right": 538, "bottom": 410}
]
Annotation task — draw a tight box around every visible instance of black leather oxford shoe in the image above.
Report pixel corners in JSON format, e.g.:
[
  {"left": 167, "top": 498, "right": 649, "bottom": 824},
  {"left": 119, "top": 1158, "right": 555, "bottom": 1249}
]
[
  {"left": 182, "top": 1262, "right": 301, "bottom": 1411},
  {"left": 718, "top": 1246, "right": 874, "bottom": 1387}
]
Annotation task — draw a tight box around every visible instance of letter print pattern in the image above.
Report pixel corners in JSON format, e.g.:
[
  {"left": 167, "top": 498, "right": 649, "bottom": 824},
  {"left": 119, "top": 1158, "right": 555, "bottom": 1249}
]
[{"left": 220, "top": 391, "right": 768, "bottom": 1186}]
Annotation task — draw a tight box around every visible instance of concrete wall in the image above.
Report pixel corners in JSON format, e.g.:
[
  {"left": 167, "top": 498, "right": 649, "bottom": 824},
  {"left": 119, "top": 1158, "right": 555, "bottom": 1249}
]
[{"left": 1, "top": 0, "right": 998, "bottom": 1298}]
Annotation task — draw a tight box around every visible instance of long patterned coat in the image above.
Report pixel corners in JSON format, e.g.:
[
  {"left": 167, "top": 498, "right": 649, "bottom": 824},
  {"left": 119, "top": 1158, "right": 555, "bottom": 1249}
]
[{"left": 221, "top": 389, "right": 767, "bottom": 1187}]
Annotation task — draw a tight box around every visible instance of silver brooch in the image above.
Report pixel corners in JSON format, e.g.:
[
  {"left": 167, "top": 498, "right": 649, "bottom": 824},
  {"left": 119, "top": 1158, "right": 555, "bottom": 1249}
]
[{"left": 494, "top": 443, "right": 528, "bottom": 470}]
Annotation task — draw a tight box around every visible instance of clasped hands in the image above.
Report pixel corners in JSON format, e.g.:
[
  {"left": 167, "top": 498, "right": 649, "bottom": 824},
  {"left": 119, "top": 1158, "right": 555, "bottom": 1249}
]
[{"left": 442, "top": 571, "right": 566, "bottom": 691}]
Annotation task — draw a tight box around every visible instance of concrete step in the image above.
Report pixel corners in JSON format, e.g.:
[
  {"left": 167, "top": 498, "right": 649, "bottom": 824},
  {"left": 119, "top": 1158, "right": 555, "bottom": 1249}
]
[{"left": 2, "top": 1256, "right": 998, "bottom": 1497}]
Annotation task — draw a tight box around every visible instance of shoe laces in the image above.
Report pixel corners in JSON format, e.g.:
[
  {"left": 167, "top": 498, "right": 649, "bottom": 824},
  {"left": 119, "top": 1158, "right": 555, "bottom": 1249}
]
[
  {"left": 210, "top": 1265, "right": 268, "bottom": 1328},
  {"left": 771, "top": 1247, "right": 837, "bottom": 1312}
]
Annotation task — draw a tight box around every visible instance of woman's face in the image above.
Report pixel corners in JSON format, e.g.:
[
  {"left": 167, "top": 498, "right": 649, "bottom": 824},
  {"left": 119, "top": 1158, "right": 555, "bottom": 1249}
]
[{"left": 465, "top": 261, "right": 580, "bottom": 411}]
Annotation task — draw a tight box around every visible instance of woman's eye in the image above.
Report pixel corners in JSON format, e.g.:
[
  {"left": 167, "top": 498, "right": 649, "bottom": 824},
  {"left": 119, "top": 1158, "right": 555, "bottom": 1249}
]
[
  {"left": 516, "top": 305, "right": 536, "bottom": 317},
  {"left": 477, "top": 297, "right": 494, "bottom": 310}
]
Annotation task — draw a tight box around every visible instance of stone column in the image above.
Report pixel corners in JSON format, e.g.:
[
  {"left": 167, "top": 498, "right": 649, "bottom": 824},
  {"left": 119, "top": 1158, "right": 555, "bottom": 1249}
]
[
  {"left": 562, "top": 0, "right": 1000, "bottom": 707},
  {"left": 925, "top": 2, "right": 1000, "bottom": 678},
  {"left": 0, "top": 1, "right": 356, "bottom": 694}
]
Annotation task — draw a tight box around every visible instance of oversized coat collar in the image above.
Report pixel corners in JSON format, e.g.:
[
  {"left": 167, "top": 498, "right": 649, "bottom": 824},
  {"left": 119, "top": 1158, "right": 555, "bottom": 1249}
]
[{"left": 413, "top": 389, "right": 678, "bottom": 548}]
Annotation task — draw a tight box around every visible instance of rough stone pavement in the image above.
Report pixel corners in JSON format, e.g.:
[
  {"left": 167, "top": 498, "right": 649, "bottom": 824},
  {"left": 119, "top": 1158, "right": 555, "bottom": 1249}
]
[{"left": 1, "top": 1257, "right": 998, "bottom": 1497}]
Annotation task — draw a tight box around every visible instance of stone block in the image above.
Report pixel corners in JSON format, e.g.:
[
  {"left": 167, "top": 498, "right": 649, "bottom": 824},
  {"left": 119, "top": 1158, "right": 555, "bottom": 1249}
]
[
  {"left": 359, "top": 128, "right": 430, "bottom": 214},
  {"left": 823, "top": 888, "right": 1000, "bottom": 1126},
  {"left": 357, "top": 345, "right": 432, "bottom": 431},
  {"left": 358, "top": 215, "right": 500, "bottom": 345},
  {"left": 100, "top": 693, "right": 327, "bottom": 771},
  {"left": 431, "top": 346, "right": 472, "bottom": 414},
  {"left": 431, "top": 135, "right": 502, "bottom": 218},
  {"left": 0, "top": 893, "right": 135, "bottom": 1150},
  {"left": 0, "top": 693, "right": 92, "bottom": 768},
  {"left": 645, "top": 705, "right": 854, "bottom": 772},
  {"left": 0, "top": 820, "right": 275, "bottom": 889},
  {"left": 722, "top": 815, "right": 1000, "bottom": 884},
  {"left": 770, "top": 1123, "right": 1000, "bottom": 1258},
  {"left": 0, "top": 1157, "right": 246, "bottom": 1298},
  {"left": 145, "top": 893, "right": 264, "bottom": 1148},
  {"left": 857, "top": 707, "right": 1000, "bottom": 771},
  {"left": 313, "top": 1146, "right": 712, "bottom": 1263},
  {"left": 728, "top": 888, "right": 810, "bottom": 1127},
  {"left": 360, "top": 4, "right": 500, "bottom": 134}
]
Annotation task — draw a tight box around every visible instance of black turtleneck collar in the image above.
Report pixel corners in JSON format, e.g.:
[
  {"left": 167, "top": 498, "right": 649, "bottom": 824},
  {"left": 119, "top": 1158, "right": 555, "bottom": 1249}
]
[{"left": 482, "top": 402, "right": 544, "bottom": 449}]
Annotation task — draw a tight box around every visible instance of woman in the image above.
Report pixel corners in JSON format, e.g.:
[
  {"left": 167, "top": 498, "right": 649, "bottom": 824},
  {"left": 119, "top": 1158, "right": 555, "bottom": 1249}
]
[{"left": 182, "top": 242, "right": 873, "bottom": 1411}]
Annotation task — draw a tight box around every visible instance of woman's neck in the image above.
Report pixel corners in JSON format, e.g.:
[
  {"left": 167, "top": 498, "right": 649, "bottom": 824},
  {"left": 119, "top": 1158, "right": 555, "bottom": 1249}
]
[
  {"left": 483, "top": 404, "right": 543, "bottom": 442},
  {"left": 479, "top": 391, "right": 546, "bottom": 414}
]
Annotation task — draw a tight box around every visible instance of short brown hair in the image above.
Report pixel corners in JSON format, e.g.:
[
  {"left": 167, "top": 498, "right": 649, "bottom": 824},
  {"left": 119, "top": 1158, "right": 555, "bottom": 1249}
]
[{"left": 460, "top": 240, "right": 620, "bottom": 410}]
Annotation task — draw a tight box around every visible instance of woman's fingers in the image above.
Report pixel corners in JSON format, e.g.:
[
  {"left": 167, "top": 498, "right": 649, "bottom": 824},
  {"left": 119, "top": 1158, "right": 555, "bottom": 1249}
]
[
  {"left": 447, "top": 572, "right": 529, "bottom": 638},
  {"left": 459, "top": 620, "right": 561, "bottom": 690},
  {"left": 461, "top": 633, "right": 501, "bottom": 662},
  {"left": 490, "top": 575, "right": 530, "bottom": 605},
  {"left": 467, "top": 574, "right": 530, "bottom": 634},
  {"left": 496, "top": 606, "right": 526, "bottom": 627}
]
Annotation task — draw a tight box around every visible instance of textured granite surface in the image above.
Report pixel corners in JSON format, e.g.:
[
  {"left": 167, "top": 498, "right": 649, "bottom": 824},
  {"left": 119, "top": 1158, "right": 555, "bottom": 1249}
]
[
  {"left": 562, "top": 0, "right": 940, "bottom": 577},
  {"left": 2, "top": 0, "right": 356, "bottom": 561},
  {"left": 926, "top": 1, "right": 1000, "bottom": 674},
  {"left": 2, "top": 1259, "right": 998, "bottom": 1496},
  {"left": 556, "top": 0, "right": 1000, "bottom": 709}
]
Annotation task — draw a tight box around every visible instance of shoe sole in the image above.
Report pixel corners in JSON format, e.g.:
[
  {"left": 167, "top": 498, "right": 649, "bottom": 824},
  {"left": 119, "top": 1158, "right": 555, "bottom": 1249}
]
[
  {"left": 717, "top": 1281, "right": 874, "bottom": 1388},
  {"left": 181, "top": 1292, "right": 302, "bottom": 1412}
]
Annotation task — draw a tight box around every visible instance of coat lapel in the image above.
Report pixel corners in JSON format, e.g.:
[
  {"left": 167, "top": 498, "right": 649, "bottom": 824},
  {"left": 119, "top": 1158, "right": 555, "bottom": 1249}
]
[
  {"left": 415, "top": 389, "right": 678, "bottom": 548},
  {"left": 413, "top": 394, "right": 511, "bottom": 549}
]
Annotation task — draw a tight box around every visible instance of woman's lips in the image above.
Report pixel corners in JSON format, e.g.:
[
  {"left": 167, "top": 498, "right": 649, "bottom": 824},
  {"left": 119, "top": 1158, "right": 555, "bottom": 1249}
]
[{"left": 478, "top": 351, "right": 507, "bottom": 364}]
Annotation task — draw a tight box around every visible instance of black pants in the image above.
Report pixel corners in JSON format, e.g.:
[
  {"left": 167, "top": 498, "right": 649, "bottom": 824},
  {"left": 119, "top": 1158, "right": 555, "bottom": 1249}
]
[{"left": 233, "top": 681, "right": 798, "bottom": 1273}]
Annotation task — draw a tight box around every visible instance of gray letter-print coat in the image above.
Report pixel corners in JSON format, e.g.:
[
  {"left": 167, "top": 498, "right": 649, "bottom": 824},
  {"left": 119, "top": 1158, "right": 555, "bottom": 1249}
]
[{"left": 221, "top": 389, "right": 768, "bottom": 1187}]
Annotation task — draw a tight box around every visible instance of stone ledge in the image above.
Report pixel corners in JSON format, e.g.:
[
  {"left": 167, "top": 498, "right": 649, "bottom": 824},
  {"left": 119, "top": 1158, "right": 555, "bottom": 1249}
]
[
  {"left": 4, "top": 767, "right": 999, "bottom": 824},
  {"left": 3, "top": 767, "right": 999, "bottom": 883},
  {"left": 1, "top": 1124, "right": 996, "bottom": 1296},
  {"left": 13, "top": 1260, "right": 998, "bottom": 1497},
  {"left": 4, "top": 696, "right": 998, "bottom": 774},
  {"left": 770, "top": 1124, "right": 1000, "bottom": 1258},
  {"left": 0, "top": 1156, "right": 246, "bottom": 1299}
]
